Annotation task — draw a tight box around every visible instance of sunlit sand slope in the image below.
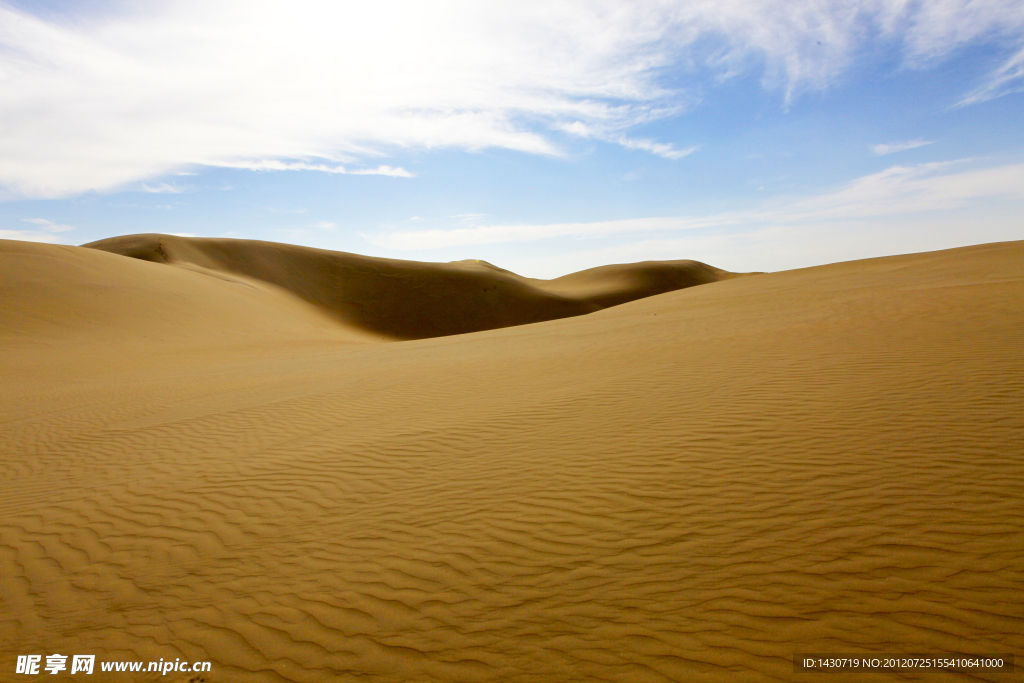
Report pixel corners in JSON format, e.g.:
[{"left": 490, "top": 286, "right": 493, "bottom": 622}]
[
  {"left": 0, "top": 239, "right": 377, "bottom": 346},
  {"left": 1, "top": 240, "right": 1022, "bottom": 683},
  {"left": 84, "top": 234, "right": 737, "bottom": 339}
]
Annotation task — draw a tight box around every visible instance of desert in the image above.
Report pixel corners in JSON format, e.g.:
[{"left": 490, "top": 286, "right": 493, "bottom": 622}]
[
  {"left": 2, "top": 235, "right": 1021, "bottom": 682},
  {"left": 3, "top": 1, "right": 1024, "bottom": 680}
]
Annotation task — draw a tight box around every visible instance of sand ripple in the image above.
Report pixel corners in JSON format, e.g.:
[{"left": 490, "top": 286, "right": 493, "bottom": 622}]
[{"left": 1, "top": 240, "right": 1021, "bottom": 682}]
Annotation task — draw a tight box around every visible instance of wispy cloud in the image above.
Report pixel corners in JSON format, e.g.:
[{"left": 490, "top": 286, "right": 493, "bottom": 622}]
[
  {"left": 0, "top": 230, "right": 67, "bottom": 243},
  {"left": 372, "top": 216, "right": 736, "bottom": 250},
  {"left": 902, "top": 0, "right": 1024, "bottom": 67},
  {"left": 0, "top": 217, "right": 77, "bottom": 243},
  {"left": 140, "top": 182, "right": 185, "bottom": 193},
  {"left": 372, "top": 160, "right": 1024, "bottom": 249},
  {"left": 956, "top": 44, "right": 1024, "bottom": 107},
  {"left": 350, "top": 166, "right": 414, "bottom": 178},
  {"left": 22, "top": 218, "right": 76, "bottom": 233},
  {"left": 782, "top": 161, "right": 1024, "bottom": 218},
  {"left": 560, "top": 122, "right": 697, "bottom": 159},
  {"left": 871, "top": 139, "right": 933, "bottom": 156},
  {"left": 515, "top": 204, "right": 1022, "bottom": 278},
  {"left": 0, "top": 1, "right": 1022, "bottom": 197},
  {"left": 218, "top": 160, "right": 413, "bottom": 177},
  {"left": 616, "top": 137, "right": 698, "bottom": 160}
]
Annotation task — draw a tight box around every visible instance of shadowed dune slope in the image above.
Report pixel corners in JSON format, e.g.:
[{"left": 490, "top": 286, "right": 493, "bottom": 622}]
[
  {"left": 1, "top": 240, "right": 1022, "bottom": 683},
  {"left": 84, "top": 234, "right": 740, "bottom": 339}
]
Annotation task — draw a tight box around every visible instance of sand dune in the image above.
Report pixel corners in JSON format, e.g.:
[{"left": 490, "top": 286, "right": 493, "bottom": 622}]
[
  {"left": 84, "top": 234, "right": 739, "bottom": 340},
  {"left": 1, "top": 238, "right": 1022, "bottom": 682},
  {"left": 1, "top": 240, "right": 376, "bottom": 348}
]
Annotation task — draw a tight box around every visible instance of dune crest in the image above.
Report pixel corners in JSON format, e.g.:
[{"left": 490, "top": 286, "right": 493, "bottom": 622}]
[{"left": 84, "top": 234, "right": 741, "bottom": 340}]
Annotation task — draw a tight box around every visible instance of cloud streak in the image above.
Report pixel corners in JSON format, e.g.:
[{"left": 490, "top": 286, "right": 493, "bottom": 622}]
[
  {"left": 0, "top": 217, "right": 77, "bottom": 243},
  {"left": 0, "top": 230, "right": 68, "bottom": 243},
  {"left": 22, "top": 218, "right": 76, "bottom": 233},
  {"left": 372, "top": 161, "right": 1024, "bottom": 249},
  {"left": 0, "top": 0, "right": 1022, "bottom": 197},
  {"left": 140, "top": 182, "right": 185, "bottom": 193},
  {"left": 617, "top": 137, "right": 698, "bottom": 160},
  {"left": 216, "top": 160, "right": 414, "bottom": 177},
  {"left": 957, "top": 44, "right": 1024, "bottom": 106},
  {"left": 871, "top": 139, "right": 933, "bottom": 155}
]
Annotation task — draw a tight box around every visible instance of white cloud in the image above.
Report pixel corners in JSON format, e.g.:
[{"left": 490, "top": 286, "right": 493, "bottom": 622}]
[
  {"left": 782, "top": 161, "right": 1024, "bottom": 218},
  {"left": 312, "top": 221, "right": 336, "bottom": 230},
  {"left": 616, "top": 137, "right": 698, "bottom": 160},
  {"left": 0, "top": 218, "right": 77, "bottom": 243},
  {"left": 217, "top": 160, "right": 413, "bottom": 177},
  {"left": 0, "top": 229, "right": 66, "bottom": 243},
  {"left": 956, "top": 44, "right": 1024, "bottom": 106},
  {"left": 871, "top": 139, "right": 934, "bottom": 155},
  {"left": 515, "top": 205, "right": 1023, "bottom": 277},
  {"left": 140, "top": 182, "right": 185, "bottom": 193},
  {"left": 0, "top": 0, "right": 1022, "bottom": 197},
  {"left": 900, "top": 0, "right": 1024, "bottom": 106},
  {"left": 902, "top": 0, "right": 1024, "bottom": 66},
  {"left": 373, "top": 215, "right": 739, "bottom": 250},
  {"left": 559, "top": 121, "right": 697, "bottom": 159},
  {"left": 349, "top": 166, "right": 414, "bottom": 178},
  {"left": 372, "top": 160, "right": 1024, "bottom": 249},
  {"left": 22, "top": 218, "right": 76, "bottom": 232}
]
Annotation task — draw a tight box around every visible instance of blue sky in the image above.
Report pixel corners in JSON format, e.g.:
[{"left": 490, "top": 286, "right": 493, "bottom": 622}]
[{"left": 1, "top": 0, "right": 1021, "bottom": 276}]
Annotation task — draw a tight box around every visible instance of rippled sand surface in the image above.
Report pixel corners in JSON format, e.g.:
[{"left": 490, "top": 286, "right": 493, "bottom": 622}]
[{"left": 2, "top": 239, "right": 1021, "bottom": 682}]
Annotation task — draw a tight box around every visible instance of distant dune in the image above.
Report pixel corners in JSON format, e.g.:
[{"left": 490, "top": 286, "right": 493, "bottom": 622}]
[
  {"left": 2, "top": 238, "right": 1022, "bottom": 683},
  {"left": 83, "top": 234, "right": 741, "bottom": 340}
]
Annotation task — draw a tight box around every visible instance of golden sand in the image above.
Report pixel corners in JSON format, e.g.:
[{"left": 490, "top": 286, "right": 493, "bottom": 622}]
[{"left": 1, "top": 237, "right": 1021, "bottom": 682}]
